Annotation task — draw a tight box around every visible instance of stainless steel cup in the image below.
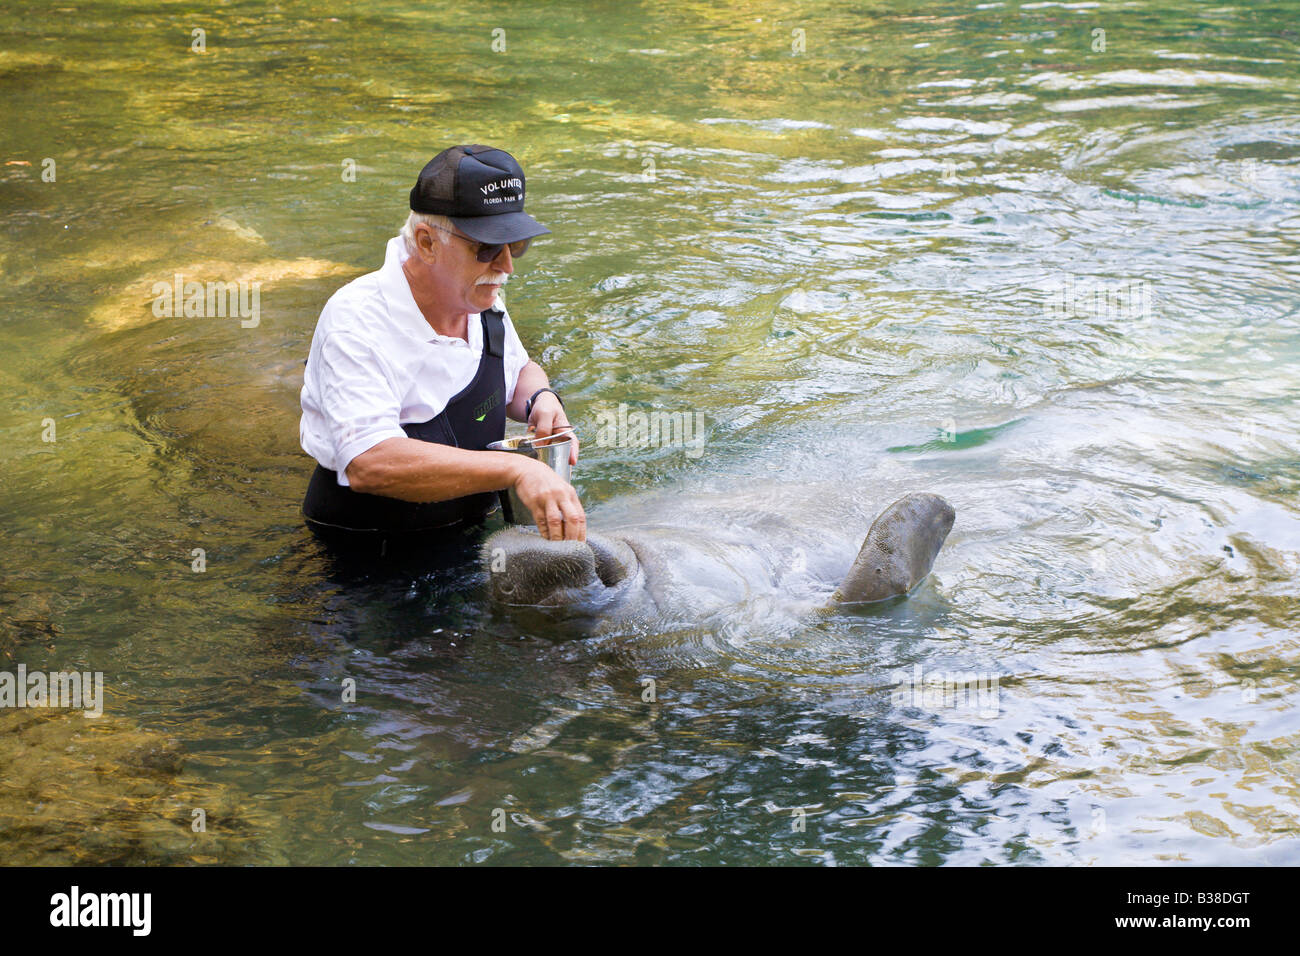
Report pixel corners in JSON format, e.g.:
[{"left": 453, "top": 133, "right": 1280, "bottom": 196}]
[{"left": 487, "top": 429, "right": 575, "bottom": 524}]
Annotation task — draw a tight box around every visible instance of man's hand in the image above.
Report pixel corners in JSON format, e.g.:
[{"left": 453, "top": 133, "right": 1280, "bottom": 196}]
[
  {"left": 512, "top": 457, "right": 586, "bottom": 541},
  {"left": 527, "top": 391, "right": 580, "bottom": 467}
]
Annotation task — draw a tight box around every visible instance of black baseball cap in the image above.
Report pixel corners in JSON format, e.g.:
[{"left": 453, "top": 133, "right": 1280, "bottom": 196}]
[{"left": 409, "top": 145, "right": 551, "bottom": 245}]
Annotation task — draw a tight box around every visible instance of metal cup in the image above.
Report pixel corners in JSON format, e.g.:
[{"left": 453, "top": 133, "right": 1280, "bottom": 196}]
[{"left": 487, "top": 429, "right": 575, "bottom": 524}]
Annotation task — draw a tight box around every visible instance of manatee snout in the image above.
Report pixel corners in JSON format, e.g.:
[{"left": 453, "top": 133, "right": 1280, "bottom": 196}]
[{"left": 483, "top": 529, "right": 637, "bottom": 607}]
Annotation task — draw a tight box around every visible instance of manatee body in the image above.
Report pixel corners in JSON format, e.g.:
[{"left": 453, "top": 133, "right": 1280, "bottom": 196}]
[{"left": 482, "top": 492, "right": 956, "bottom": 625}]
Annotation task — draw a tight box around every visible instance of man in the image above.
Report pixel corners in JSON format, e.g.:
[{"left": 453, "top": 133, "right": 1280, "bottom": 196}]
[{"left": 299, "top": 145, "right": 586, "bottom": 558}]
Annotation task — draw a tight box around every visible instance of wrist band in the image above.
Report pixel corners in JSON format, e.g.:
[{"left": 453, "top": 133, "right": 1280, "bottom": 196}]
[{"left": 525, "top": 387, "right": 564, "bottom": 420}]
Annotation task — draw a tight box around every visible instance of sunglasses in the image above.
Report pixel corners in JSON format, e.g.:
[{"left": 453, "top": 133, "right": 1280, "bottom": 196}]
[{"left": 431, "top": 224, "right": 532, "bottom": 263}]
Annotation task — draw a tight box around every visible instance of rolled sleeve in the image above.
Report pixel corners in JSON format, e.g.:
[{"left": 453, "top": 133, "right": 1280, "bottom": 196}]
[{"left": 312, "top": 332, "right": 408, "bottom": 486}]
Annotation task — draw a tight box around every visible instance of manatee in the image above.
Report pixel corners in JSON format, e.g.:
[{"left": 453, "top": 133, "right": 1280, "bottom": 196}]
[
  {"left": 69, "top": 213, "right": 355, "bottom": 331},
  {"left": 482, "top": 492, "right": 956, "bottom": 626},
  {"left": 89, "top": 255, "right": 355, "bottom": 331}
]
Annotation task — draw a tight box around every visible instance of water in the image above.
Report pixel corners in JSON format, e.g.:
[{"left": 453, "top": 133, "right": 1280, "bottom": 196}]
[{"left": 2, "top": 0, "right": 1298, "bottom": 864}]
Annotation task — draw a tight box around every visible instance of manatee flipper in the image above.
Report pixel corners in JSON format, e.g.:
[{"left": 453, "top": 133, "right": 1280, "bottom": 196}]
[{"left": 833, "top": 493, "right": 956, "bottom": 604}]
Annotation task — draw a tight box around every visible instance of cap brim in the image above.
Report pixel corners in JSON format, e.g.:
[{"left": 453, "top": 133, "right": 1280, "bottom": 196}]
[{"left": 451, "top": 211, "right": 551, "bottom": 244}]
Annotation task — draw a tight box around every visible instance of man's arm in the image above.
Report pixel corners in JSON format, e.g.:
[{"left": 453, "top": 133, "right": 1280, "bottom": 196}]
[
  {"left": 507, "top": 360, "right": 550, "bottom": 422},
  {"left": 346, "top": 437, "right": 586, "bottom": 541},
  {"left": 346, "top": 438, "right": 522, "bottom": 501}
]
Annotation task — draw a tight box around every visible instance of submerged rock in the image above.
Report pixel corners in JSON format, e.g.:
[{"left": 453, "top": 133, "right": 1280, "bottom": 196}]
[{"left": 0, "top": 709, "right": 263, "bottom": 865}]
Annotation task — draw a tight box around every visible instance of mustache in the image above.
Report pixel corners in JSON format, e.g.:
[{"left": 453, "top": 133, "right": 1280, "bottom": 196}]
[{"left": 476, "top": 272, "right": 510, "bottom": 286}]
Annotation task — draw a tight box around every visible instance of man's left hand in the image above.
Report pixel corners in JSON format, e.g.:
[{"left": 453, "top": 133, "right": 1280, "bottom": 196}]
[{"left": 528, "top": 392, "right": 579, "bottom": 466}]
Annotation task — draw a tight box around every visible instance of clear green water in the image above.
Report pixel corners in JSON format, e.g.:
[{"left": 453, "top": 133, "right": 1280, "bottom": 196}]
[{"left": 2, "top": 0, "right": 1298, "bottom": 864}]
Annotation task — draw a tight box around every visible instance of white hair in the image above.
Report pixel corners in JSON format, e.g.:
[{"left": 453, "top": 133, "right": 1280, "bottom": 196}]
[{"left": 401, "top": 211, "right": 453, "bottom": 254}]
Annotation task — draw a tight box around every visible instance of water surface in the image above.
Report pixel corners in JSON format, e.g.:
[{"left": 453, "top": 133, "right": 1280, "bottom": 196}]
[{"left": 1, "top": 0, "right": 1298, "bottom": 864}]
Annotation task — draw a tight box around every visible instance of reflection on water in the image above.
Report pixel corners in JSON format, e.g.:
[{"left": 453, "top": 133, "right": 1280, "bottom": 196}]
[{"left": 1, "top": 0, "right": 1298, "bottom": 864}]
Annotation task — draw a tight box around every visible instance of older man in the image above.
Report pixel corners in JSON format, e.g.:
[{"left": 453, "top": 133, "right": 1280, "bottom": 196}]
[{"left": 300, "top": 145, "right": 585, "bottom": 556}]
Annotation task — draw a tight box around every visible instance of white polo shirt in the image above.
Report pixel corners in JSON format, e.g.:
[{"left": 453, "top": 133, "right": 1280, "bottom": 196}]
[{"left": 300, "top": 235, "right": 530, "bottom": 487}]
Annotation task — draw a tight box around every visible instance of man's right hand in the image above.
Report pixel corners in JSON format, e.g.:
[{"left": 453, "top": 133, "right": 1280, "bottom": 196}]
[{"left": 512, "top": 457, "right": 586, "bottom": 541}]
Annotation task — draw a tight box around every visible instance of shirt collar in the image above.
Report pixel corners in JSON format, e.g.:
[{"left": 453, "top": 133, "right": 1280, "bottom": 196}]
[
  {"left": 377, "top": 234, "right": 501, "bottom": 346},
  {"left": 378, "top": 235, "right": 441, "bottom": 343}
]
